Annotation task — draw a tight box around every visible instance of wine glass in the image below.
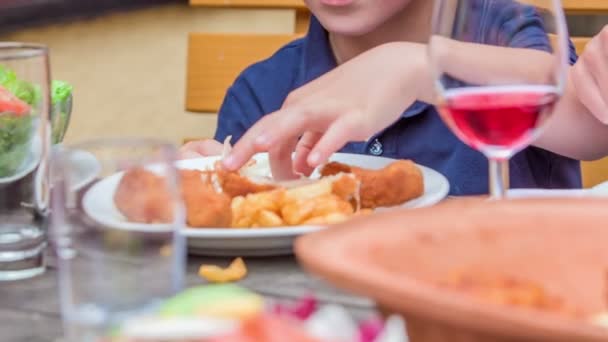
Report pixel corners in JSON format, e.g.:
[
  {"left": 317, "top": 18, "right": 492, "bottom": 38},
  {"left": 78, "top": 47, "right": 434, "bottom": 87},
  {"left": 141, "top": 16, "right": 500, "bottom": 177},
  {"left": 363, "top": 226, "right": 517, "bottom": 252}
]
[
  {"left": 428, "top": 0, "right": 569, "bottom": 198},
  {"left": 50, "top": 138, "right": 186, "bottom": 342}
]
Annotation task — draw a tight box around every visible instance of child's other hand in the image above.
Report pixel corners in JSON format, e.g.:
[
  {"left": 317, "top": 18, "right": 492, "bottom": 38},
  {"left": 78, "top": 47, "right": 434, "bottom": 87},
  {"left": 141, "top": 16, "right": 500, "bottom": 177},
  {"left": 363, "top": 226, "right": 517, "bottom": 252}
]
[
  {"left": 572, "top": 26, "right": 608, "bottom": 124},
  {"left": 179, "top": 139, "right": 224, "bottom": 159},
  {"left": 222, "top": 42, "right": 431, "bottom": 180}
]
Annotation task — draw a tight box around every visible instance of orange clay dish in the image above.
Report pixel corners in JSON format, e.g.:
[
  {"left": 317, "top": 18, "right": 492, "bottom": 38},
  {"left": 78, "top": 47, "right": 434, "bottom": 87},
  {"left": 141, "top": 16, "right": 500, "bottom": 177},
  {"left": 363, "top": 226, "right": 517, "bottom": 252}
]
[{"left": 113, "top": 137, "right": 424, "bottom": 228}]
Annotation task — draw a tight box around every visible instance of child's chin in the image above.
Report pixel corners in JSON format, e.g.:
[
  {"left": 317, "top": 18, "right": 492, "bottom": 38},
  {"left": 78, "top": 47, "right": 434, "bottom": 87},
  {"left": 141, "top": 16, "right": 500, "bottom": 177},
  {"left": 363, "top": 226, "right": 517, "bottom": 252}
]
[{"left": 319, "top": 16, "right": 383, "bottom": 37}]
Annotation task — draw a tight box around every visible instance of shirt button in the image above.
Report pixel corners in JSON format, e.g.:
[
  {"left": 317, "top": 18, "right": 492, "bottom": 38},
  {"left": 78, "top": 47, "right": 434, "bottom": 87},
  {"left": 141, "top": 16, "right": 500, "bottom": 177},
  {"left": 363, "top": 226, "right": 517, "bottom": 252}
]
[{"left": 368, "top": 139, "right": 383, "bottom": 156}]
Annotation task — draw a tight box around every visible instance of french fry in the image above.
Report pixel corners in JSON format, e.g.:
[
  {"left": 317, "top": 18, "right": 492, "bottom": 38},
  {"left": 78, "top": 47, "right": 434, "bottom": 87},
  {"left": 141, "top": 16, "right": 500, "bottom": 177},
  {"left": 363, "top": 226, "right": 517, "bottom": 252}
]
[
  {"left": 281, "top": 198, "right": 316, "bottom": 225},
  {"left": 229, "top": 172, "right": 364, "bottom": 228},
  {"left": 284, "top": 178, "right": 333, "bottom": 202},
  {"left": 231, "top": 190, "right": 284, "bottom": 228},
  {"left": 282, "top": 194, "right": 353, "bottom": 226},
  {"left": 310, "top": 194, "right": 353, "bottom": 217},
  {"left": 256, "top": 209, "right": 284, "bottom": 227},
  {"left": 303, "top": 212, "right": 350, "bottom": 225},
  {"left": 199, "top": 257, "right": 247, "bottom": 283}
]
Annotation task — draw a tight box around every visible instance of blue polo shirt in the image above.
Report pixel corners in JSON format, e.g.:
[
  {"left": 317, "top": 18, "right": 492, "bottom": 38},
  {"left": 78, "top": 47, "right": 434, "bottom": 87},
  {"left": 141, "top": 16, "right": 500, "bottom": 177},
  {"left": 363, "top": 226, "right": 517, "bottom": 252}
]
[{"left": 214, "top": 1, "right": 581, "bottom": 195}]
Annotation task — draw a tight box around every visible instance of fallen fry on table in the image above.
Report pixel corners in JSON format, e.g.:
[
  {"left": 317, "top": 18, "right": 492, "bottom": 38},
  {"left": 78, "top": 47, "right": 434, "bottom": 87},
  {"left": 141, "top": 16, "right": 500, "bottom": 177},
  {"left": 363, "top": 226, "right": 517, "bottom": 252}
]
[{"left": 199, "top": 257, "right": 248, "bottom": 283}]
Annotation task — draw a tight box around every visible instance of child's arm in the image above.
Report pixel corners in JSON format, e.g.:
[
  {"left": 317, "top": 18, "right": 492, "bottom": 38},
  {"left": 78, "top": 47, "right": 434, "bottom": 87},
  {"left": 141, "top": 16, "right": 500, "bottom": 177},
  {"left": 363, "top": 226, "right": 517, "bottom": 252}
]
[
  {"left": 536, "top": 26, "right": 608, "bottom": 160},
  {"left": 534, "top": 66, "right": 608, "bottom": 161},
  {"left": 432, "top": 36, "right": 608, "bottom": 161},
  {"left": 571, "top": 27, "right": 608, "bottom": 123},
  {"left": 223, "top": 40, "right": 608, "bottom": 176}
]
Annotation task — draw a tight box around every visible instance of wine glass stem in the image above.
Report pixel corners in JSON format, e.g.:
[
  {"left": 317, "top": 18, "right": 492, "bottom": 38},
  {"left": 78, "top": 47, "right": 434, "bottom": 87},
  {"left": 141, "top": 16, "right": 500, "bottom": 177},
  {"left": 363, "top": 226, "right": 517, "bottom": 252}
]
[{"left": 489, "top": 157, "right": 509, "bottom": 199}]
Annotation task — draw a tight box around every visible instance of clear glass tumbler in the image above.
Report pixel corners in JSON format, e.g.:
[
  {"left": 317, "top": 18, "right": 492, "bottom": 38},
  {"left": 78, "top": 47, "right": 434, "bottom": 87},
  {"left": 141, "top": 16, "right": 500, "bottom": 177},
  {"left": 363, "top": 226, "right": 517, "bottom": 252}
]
[
  {"left": 0, "top": 43, "right": 51, "bottom": 281},
  {"left": 51, "top": 138, "right": 186, "bottom": 342}
]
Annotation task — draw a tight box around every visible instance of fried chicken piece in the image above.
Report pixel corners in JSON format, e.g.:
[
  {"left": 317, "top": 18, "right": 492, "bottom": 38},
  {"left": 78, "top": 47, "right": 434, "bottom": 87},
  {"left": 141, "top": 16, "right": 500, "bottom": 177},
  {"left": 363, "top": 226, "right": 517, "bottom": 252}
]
[
  {"left": 114, "top": 168, "right": 173, "bottom": 224},
  {"left": 329, "top": 173, "right": 360, "bottom": 209},
  {"left": 320, "top": 160, "right": 424, "bottom": 209},
  {"left": 214, "top": 166, "right": 277, "bottom": 198},
  {"left": 114, "top": 168, "right": 232, "bottom": 227},
  {"left": 180, "top": 169, "right": 232, "bottom": 228}
]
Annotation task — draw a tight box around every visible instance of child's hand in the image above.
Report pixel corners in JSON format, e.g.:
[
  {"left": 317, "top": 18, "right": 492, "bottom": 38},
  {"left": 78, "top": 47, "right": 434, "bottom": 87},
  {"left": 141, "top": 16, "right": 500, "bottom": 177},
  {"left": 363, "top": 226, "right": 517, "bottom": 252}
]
[
  {"left": 572, "top": 26, "right": 608, "bottom": 124},
  {"left": 222, "top": 42, "right": 432, "bottom": 180},
  {"left": 179, "top": 139, "right": 224, "bottom": 159}
]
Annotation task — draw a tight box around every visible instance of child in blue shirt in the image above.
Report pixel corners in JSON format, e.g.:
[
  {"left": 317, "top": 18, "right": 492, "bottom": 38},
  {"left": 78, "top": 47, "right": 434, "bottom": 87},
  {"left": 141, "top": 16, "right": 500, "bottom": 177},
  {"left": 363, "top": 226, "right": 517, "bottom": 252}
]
[{"left": 182, "top": 0, "right": 608, "bottom": 195}]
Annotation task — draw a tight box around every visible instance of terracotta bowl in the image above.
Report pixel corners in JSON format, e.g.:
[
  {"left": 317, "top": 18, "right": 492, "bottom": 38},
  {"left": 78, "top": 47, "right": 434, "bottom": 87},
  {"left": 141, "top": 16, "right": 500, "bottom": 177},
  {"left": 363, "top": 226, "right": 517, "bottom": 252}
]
[{"left": 295, "top": 198, "right": 608, "bottom": 342}]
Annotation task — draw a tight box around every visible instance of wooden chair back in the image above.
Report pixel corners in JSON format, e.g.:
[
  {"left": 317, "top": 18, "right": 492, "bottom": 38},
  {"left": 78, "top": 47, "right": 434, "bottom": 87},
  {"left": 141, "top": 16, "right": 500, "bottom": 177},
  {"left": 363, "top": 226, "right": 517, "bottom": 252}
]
[{"left": 185, "top": 33, "right": 301, "bottom": 113}]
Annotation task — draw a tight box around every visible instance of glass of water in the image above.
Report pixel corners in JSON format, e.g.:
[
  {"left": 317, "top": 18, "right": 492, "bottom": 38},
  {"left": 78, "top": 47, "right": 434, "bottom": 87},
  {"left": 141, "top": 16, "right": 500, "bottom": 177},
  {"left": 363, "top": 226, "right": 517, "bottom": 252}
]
[
  {"left": 0, "top": 43, "right": 51, "bottom": 281},
  {"left": 51, "top": 138, "right": 186, "bottom": 342}
]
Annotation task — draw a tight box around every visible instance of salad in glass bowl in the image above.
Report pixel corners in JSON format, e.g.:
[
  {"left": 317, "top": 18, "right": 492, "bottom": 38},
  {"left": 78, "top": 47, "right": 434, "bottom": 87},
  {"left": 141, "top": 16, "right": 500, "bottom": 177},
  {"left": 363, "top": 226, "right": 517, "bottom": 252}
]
[{"left": 0, "top": 65, "right": 72, "bottom": 178}]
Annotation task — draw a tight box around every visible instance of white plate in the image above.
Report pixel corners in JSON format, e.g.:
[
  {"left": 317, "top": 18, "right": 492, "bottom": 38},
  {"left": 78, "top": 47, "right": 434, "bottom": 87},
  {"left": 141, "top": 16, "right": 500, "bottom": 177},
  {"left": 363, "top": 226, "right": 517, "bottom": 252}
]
[
  {"left": 82, "top": 153, "right": 450, "bottom": 256},
  {"left": 51, "top": 145, "right": 101, "bottom": 191}
]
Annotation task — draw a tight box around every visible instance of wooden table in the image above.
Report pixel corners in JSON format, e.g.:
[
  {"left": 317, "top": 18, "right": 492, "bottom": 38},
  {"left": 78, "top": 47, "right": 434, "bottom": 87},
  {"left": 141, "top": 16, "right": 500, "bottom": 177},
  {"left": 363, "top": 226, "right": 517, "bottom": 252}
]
[{"left": 0, "top": 253, "right": 374, "bottom": 342}]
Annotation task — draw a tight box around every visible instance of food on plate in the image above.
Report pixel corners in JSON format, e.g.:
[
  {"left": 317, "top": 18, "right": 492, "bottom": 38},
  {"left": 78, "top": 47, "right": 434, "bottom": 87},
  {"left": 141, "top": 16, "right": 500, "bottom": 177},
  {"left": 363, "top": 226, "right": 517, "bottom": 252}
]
[
  {"left": 199, "top": 257, "right": 248, "bottom": 283},
  {"left": 320, "top": 160, "right": 424, "bottom": 209},
  {"left": 438, "top": 270, "right": 581, "bottom": 317},
  {"left": 182, "top": 169, "right": 232, "bottom": 227},
  {"left": 114, "top": 155, "right": 423, "bottom": 228},
  {"left": 114, "top": 168, "right": 174, "bottom": 224},
  {"left": 215, "top": 164, "right": 277, "bottom": 198},
  {"left": 232, "top": 174, "right": 361, "bottom": 228},
  {"left": 114, "top": 168, "right": 232, "bottom": 227},
  {"left": 160, "top": 284, "right": 264, "bottom": 320},
  {"left": 231, "top": 189, "right": 285, "bottom": 228},
  {"left": 208, "top": 316, "right": 323, "bottom": 342}
]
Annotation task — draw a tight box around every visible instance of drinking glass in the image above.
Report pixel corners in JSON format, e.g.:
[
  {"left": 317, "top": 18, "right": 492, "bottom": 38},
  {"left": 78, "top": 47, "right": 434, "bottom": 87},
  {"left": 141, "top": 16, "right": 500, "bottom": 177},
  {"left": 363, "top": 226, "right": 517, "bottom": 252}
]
[
  {"left": 428, "top": 0, "right": 569, "bottom": 198},
  {"left": 51, "top": 138, "right": 186, "bottom": 342},
  {"left": 0, "top": 43, "right": 51, "bottom": 281}
]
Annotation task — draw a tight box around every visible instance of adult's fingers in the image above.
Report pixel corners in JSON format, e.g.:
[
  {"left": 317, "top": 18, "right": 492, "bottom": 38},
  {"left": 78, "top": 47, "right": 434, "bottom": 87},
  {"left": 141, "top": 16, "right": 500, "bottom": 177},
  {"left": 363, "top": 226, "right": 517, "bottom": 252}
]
[
  {"left": 224, "top": 105, "right": 329, "bottom": 170},
  {"left": 307, "top": 115, "right": 363, "bottom": 168},
  {"left": 222, "top": 114, "right": 288, "bottom": 170},
  {"left": 293, "top": 131, "right": 322, "bottom": 176},
  {"left": 269, "top": 137, "right": 300, "bottom": 181}
]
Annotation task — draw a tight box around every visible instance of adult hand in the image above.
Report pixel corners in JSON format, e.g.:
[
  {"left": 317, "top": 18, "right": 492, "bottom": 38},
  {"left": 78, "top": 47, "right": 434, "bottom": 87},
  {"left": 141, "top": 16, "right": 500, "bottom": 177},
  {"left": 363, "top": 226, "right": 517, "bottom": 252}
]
[
  {"left": 179, "top": 139, "right": 224, "bottom": 159},
  {"left": 222, "top": 42, "right": 432, "bottom": 180}
]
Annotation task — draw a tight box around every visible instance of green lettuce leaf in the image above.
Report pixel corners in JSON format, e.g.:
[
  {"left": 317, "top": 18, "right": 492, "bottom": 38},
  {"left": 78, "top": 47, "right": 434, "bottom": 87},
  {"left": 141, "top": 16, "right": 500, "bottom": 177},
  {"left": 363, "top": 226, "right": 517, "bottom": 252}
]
[
  {"left": 0, "top": 65, "right": 40, "bottom": 106},
  {"left": 52, "top": 80, "right": 72, "bottom": 105}
]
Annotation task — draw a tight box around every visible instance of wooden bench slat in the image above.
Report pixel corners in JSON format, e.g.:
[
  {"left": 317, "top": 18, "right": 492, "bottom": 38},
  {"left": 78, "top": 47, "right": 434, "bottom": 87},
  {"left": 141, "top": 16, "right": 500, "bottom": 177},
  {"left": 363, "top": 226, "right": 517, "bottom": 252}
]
[
  {"left": 523, "top": 0, "right": 608, "bottom": 13},
  {"left": 189, "top": 0, "right": 306, "bottom": 9}
]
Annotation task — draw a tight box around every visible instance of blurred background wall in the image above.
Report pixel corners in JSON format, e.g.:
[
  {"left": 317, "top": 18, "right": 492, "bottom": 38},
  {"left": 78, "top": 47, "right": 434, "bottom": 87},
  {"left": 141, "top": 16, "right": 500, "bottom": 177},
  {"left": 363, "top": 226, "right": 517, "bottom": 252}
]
[
  {"left": 0, "top": 1, "right": 605, "bottom": 145},
  {"left": 0, "top": 1, "right": 295, "bottom": 144}
]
